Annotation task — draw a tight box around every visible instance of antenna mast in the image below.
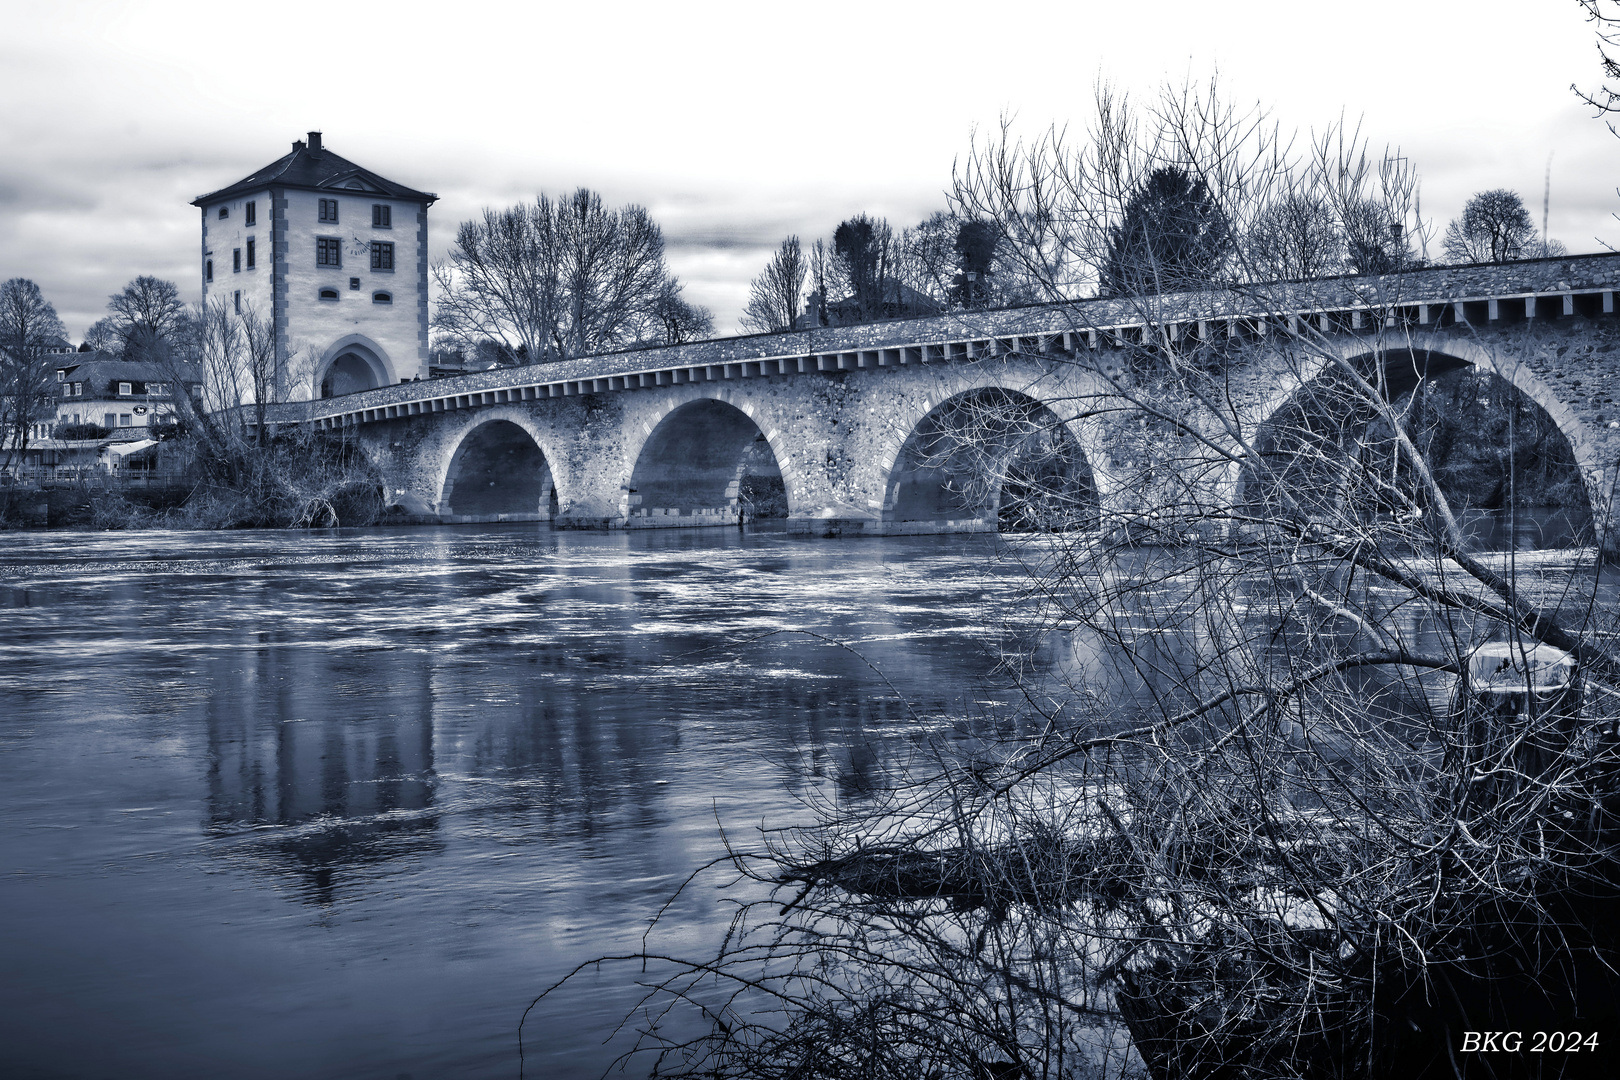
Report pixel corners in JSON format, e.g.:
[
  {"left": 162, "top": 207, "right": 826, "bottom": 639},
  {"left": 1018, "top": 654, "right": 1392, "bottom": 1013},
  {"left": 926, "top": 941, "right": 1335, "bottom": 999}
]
[{"left": 1544, "top": 152, "right": 1554, "bottom": 255}]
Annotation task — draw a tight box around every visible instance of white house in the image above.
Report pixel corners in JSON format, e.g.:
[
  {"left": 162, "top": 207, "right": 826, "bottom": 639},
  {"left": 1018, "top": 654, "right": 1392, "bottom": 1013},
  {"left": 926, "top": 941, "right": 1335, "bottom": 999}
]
[
  {"left": 192, "top": 132, "right": 437, "bottom": 400},
  {"left": 53, "top": 354, "right": 203, "bottom": 433}
]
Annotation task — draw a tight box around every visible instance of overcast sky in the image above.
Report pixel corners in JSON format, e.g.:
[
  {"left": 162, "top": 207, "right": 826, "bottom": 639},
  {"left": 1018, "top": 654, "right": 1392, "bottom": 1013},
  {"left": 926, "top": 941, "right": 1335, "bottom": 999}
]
[{"left": 3, "top": 0, "right": 1618, "bottom": 339}]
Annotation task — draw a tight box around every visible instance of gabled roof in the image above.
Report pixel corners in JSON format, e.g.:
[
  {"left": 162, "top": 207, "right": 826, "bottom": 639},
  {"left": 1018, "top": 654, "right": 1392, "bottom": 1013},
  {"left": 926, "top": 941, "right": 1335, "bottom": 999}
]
[
  {"left": 192, "top": 132, "right": 436, "bottom": 207},
  {"left": 56, "top": 355, "right": 202, "bottom": 387}
]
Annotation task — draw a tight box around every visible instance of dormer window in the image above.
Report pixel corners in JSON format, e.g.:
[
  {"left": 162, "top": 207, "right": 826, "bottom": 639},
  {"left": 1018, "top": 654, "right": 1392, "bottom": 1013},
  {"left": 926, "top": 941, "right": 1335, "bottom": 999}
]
[
  {"left": 372, "top": 291, "right": 392, "bottom": 304},
  {"left": 56, "top": 370, "right": 65, "bottom": 381},
  {"left": 372, "top": 204, "right": 391, "bottom": 228},
  {"left": 119, "top": 382, "right": 132, "bottom": 396},
  {"left": 319, "top": 287, "right": 339, "bottom": 301}
]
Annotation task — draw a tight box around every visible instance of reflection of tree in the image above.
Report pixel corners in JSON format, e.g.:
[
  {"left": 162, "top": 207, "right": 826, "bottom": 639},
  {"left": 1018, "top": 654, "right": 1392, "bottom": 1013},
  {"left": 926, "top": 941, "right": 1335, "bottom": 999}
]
[{"left": 204, "top": 641, "right": 439, "bottom": 906}]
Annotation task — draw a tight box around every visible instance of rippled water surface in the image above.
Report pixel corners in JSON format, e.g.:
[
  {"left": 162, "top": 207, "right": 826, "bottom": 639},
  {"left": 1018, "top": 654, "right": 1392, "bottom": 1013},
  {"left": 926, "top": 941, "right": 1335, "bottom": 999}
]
[{"left": 0, "top": 524, "right": 1030, "bottom": 1080}]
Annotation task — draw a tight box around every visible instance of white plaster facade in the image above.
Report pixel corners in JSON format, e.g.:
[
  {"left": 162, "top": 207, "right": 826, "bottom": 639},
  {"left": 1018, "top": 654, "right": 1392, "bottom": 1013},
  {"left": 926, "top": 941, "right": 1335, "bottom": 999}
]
[{"left": 194, "top": 132, "right": 435, "bottom": 402}]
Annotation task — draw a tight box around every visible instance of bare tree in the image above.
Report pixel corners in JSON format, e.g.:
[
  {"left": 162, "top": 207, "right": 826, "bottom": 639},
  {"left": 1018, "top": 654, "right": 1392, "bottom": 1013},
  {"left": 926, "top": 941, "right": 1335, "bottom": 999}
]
[
  {"left": 0, "top": 278, "right": 67, "bottom": 475},
  {"left": 1442, "top": 189, "right": 1540, "bottom": 264},
  {"left": 107, "top": 275, "right": 188, "bottom": 360},
  {"left": 740, "top": 236, "right": 807, "bottom": 334},
  {"left": 646, "top": 279, "right": 714, "bottom": 347},
  {"left": 1575, "top": 0, "right": 1620, "bottom": 127},
  {"left": 81, "top": 317, "right": 122, "bottom": 355},
  {"left": 891, "top": 212, "right": 1034, "bottom": 310},
  {"left": 546, "top": 78, "right": 1620, "bottom": 1080},
  {"left": 432, "top": 188, "right": 689, "bottom": 363},
  {"left": 809, "top": 238, "right": 832, "bottom": 327},
  {"left": 894, "top": 211, "right": 959, "bottom": 309},
  {"left": 1247, "top": 192, "right": 1345, "bottom": 279}
]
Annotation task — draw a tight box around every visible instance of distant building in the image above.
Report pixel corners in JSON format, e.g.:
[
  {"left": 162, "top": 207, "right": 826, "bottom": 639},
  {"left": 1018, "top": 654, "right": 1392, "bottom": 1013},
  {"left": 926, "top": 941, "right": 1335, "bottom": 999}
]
[
  {"left": 35, "top": 336, "right": 76, "bottom": 357},
  {"left": 191, "top": 132, "right": 437, "bottom": 399},
  {"left": 798, "top": 281, "right": 943, "bottom": 329},
  {"left": 0, "top": 355, "right": 204, "bottom": 481},
  {"left": 52, "top": 353, "right": 202, "bottom": 433}
]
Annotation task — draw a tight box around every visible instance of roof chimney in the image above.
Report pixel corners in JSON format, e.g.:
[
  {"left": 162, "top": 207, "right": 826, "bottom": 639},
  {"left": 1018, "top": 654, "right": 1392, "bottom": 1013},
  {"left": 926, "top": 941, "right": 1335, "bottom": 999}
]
[{"left": 307, "top": 131, "right": 322, "bottom": 153}]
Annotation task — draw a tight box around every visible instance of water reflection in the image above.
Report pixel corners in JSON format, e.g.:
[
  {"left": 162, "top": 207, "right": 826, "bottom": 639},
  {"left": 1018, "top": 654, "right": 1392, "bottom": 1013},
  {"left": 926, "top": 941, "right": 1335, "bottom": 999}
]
[
  {"left": 203, "top": 647, "right": 440, "bottom": 906},
  {"left": 0, "top": 524, "right": 1026, "bottom": 1080}
]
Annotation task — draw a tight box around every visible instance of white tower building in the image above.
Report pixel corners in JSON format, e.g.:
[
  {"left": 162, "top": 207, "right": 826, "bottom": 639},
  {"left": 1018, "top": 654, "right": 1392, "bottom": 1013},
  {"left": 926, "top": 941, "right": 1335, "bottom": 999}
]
[{"left": 193, "top": 132, "right": 437, "bottom": 399}]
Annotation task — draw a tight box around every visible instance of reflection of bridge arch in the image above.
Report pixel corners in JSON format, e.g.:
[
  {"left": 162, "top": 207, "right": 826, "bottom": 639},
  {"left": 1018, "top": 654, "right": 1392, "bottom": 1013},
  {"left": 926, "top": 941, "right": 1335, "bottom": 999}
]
[
  {"left": 881, "top": 387, "right": 1099, "bottom": 533},
  {"left": 623, "top": 394, "right": 790, "bottom": 526},
  {"left": 437, "top": 415, "right": 556, "bottom": 521},
  {"left": 317, "top": 335, "right": 396, "bottom": 398},
  {"left": 1237, "top": 343, "right": 1600, "bottom": 536}
]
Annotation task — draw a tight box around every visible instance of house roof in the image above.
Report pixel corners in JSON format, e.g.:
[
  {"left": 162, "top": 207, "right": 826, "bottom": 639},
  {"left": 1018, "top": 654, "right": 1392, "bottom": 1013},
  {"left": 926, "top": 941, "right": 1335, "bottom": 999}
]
[
  {"left": 0, "top": 336, "right": 76, "bottom": 362},
  {"left": 56, "top": 355, "right": 202, "bottom": 386},
  {"left": 192, "top": 132, "right": 437, "bottom": 207}
]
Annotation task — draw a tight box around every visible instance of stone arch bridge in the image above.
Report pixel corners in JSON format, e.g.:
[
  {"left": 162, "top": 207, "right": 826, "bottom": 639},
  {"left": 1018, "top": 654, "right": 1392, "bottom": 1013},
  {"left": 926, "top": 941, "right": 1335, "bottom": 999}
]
[{"left": 257, "top": 254, "right": 1620, "bottom": 551}]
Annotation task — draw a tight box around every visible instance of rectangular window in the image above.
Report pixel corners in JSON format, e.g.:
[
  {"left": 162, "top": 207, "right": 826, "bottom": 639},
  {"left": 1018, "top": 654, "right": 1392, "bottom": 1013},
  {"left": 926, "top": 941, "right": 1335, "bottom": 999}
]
[
  {"left": 206, "top": 259, "right": 213, "bottom": 283},
  {"left": 246, "top": 238, "right": 255, "bottom": 269},
  {"left": 233, "top": 248, "right": 241, "bottom": 273},
  {"left": 119, "top": 414, "right": 132, "bottom": 427},
  {"left": 319, "top": 198, "right": 339, "bottom": 223},
  {"left": 370, "top": 241, "right": 395, "bottom": 271},
  {"left": 119, "top": 382, "right": 132, "bottom": 396},
  {"left": 234, "top": 290, "right": 241, "bottom": 314},
  {"left": 104, "top": 413, "right": 114, "bottom": 428},
  {"left": 245, "top": 200, "right": 256, "bottom": 226},
  {"left": 73, "top": 383, "right": 81, "bottom": 396},
  {"left": 372, "top": 204, "right": 391, "bottom": 228},
  {"left": 62, "top": 384, "right": 71, "bottom": 398},
  {"left": 317, "top": 237, "right": 341, "bottom": 267}
]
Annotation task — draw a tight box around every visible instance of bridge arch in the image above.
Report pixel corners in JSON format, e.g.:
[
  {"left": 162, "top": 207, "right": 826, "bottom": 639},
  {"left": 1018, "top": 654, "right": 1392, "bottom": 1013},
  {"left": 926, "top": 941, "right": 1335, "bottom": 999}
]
[
  {"left": 879, "top": 386, "right": 1100, "bottom": 533},
  {"left": 316, "top": 335, "right": 396, "bottom": 399},
  {"left": 623, "top": 391, "right": 797, "bottom": 526},
  {"left": 1236, "top": 341, "right": 1603, "bottom": 544},
  {"left": 436, "top": 412, "right": 558, "bottom": 521}
]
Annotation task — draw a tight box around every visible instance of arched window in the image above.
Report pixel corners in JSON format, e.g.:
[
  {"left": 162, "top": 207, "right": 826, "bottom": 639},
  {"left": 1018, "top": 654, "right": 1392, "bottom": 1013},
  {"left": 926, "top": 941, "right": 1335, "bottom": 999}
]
[
  {"left": 319, "top": 287, "right": 340, "bottom": 301},
  {"left": 372, "top": 291, "right": 392, "bottom": 304}
]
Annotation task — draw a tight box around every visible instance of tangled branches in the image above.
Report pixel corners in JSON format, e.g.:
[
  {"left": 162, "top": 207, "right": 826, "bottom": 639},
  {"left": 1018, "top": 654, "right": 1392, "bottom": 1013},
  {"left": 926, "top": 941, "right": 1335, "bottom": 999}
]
[{"left": 534, "top": 77, "right": 1620, "bottom": 1079}]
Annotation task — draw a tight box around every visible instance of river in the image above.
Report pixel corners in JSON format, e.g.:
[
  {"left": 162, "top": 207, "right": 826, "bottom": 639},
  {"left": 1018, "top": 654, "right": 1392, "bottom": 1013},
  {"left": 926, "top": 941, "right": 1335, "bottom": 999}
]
[
  {"left": 2, "top": 516, "right": 1608, "bottom": 1080},
  {"left": 0, "top": 524, "right": 1042, "bottom": 1080}
]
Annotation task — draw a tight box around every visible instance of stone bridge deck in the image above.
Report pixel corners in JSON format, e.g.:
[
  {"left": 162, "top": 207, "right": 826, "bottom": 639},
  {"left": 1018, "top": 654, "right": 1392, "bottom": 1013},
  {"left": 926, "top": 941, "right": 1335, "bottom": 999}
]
[
  {"left": 254, "top": 254, "right": 1620, "bottom": 547},
  {"left": 264, "top": 253, "right": 1620, "bottom": 431}
]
